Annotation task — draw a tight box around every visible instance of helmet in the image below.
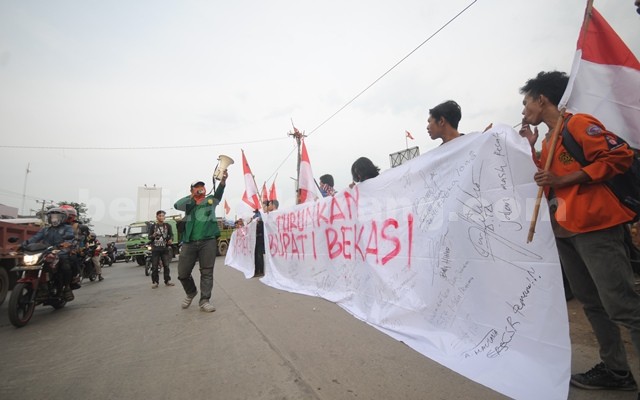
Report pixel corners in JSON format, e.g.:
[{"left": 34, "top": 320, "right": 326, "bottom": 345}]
[
  {"left": 78, "top": 224, "right": 90, "bottom": 236},
  {"left": 46, "top": 207, "right": 67, "bottom": 227},
  {"left": 59, "top": 204, "right": 77, "bottom": 223},
  {"left": 88, "top": 232, "right": 96, "bottom": 240}
]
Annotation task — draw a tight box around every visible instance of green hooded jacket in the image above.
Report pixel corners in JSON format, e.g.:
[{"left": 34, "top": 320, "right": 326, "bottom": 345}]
[{"left": 174, "top": 184, "right": 225, "bottom": 243}]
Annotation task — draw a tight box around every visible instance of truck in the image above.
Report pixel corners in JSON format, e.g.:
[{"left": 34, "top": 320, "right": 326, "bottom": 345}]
[
  {"left": 215, "top": 218, "right": 234, "bottom": 256},
  {"left": 0, "top": 219, "right": 41, "bottom": 306},
  {"left": 124, "top": 216, "right": 234, "bottom": 264}
]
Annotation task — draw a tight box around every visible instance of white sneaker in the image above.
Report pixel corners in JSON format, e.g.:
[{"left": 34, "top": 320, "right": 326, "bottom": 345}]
[
  {"left": 181, "top": 295, "right": 195, "bottom": 309},
  {"left": 151, "top": 283, "right": 159, "bottom": 289},
  {"left": 199, "top": 302, "right": 216, "bottom": 312}
]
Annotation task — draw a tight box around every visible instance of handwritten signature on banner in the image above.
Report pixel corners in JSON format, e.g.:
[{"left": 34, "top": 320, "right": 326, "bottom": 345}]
[{"left": 256, "top": 127, "right": 568, "bottom": 399}]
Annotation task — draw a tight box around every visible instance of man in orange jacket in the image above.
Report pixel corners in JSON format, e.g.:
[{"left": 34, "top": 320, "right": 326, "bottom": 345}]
[{"left": 519, "top": 71, "right": 640, "bottom": 395}]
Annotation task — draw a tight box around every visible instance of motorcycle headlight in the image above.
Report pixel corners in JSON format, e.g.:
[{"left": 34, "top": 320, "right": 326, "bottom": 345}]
[
  {"left": 23, "top": 254, "right": 41, "bottom": 266},
  {"left": 146, "top": 245, "right": 152, "bottom": 251}
]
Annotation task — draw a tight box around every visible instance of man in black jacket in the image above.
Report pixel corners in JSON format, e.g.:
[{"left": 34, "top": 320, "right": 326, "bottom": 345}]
[{"left": 148, "top": 210, "right": 175, "bottom": 288}]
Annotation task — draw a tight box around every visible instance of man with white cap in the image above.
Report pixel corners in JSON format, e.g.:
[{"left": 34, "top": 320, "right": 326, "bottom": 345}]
[{"left": 173, "top": 170, "right": 228, "bottom": 312}]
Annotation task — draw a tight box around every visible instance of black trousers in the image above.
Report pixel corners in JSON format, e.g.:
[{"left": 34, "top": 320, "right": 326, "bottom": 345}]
[{"left": 151, "top": 250, "right": 172, "bottom": 284}]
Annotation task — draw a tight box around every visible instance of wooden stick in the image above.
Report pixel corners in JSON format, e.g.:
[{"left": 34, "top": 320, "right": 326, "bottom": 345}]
[{"left": 527, "top": 109, "right": 566, "bottom": 243}]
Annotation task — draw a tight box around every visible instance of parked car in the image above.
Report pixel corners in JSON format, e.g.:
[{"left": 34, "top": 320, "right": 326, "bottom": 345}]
[{"left": 114, "top": 242, "right": 128, "bottom": 262}]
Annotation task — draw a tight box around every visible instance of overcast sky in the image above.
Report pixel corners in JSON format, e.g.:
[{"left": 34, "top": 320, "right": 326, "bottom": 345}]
[{"left": 1, "top": 0, "right": 638, "bottom": 235}]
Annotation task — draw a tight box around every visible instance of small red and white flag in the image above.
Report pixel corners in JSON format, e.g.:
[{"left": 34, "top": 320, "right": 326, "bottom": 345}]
[
  {"left": 223, "top": 199, "right": 230, "bottom": 215},
  {"left": 406, "top": 130, "right": 414, "bottom": 140},
  {"left": 240, "top": 150, "right": 260, "bottom": 210},
  {"left": 298, "top": 139, "right": 320, "bottom": 204},
  {"left": 261, "top": 182, "right": 269, "bottom": 204},
  {"left": 559, "top": 7, "right": 640, "bottom": 148},
  {"left": 269, "top": 180, "right": 278, "bottom": 201}
]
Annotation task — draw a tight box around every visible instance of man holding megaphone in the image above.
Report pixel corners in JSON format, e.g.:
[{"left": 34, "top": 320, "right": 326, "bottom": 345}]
[{"left": 174, "top": 170, "right": 228, "bottom": 313}]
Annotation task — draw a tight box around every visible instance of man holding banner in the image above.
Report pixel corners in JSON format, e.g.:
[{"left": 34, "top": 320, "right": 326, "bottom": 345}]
[
  {"left": 519, "top": 71, "right": 640, "bottom": 394},
  {"left": 426, "top": 100, "right": 463, "bottom": 145}
]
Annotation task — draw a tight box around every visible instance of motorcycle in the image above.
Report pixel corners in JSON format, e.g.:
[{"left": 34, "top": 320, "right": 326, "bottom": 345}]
[
  {"left": 100, "top": 249, "right": 113, "bottom": 268},
  {"left": 80, "top": 251, "right": 98, "bottom": 282},
  {"left": 144, "top": 246, "right": 153, "bottom": 276},
  {"left": 8, "top": 242, "right": 68, "bottom": 328}
]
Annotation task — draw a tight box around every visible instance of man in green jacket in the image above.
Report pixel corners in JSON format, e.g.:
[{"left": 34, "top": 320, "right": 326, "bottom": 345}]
[{"left": 174, "top": 170, "right": 228, "bottom": 312}]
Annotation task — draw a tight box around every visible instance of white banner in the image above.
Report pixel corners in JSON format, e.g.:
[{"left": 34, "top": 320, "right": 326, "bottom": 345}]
[
  {"left": 225, "top": 219, "right": 257, "bottom": 279},
  {"left": 227, "top": 124, "right": 570, "bottom": 400}
]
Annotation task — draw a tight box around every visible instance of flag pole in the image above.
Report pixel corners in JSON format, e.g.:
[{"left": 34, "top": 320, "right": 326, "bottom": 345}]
[
  {"left": 527, "top": 109, "right": 566, "bottom": 243},
  {"left": 579, "top": 0, "right": 595, "bottom": 46},
  {"left": 528, "top": 0, "right": 597, "bottom": 242}
]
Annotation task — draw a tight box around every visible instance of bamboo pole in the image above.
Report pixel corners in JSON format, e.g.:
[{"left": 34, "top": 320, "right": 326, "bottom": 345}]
[
  {"left": 527, "top": 0, "right": 594, "bottom": 242},
  {"left": 580, "top": 0, "right": 594, "bottom": 46},
  {"left": 527, "top": 109, "right": 566, "bottom": 243}
]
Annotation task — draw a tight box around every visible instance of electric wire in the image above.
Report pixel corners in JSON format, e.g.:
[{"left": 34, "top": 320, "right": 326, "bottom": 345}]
[
  {"left": 0, "top": 136, "right": 287, "bottom": 151},
  {"left": 264, "top": 0, "right": 478, "bottom": 182},
  {"left": 305, "top": 0, "right": 478, "bottom": 138},
  {"left": 2, "top": 1, "right": 478, "bottom": 189}
]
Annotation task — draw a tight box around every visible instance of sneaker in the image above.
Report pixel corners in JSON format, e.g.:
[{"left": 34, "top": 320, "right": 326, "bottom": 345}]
[
  {"left": 199, "top": 302, "right": 216, "bottom": 312},
  {"left": 181, "top": 295, "right": 196, "bottom": 309},
  {"left": 98, "top": 275, "right": 104, "bottom": 282},
  {"left": 63, "top": 288, "right": 75, "bottom": 301},
  {"left": 165, "top": 282, "right": 175, "bottom": 287},
  {"left": 151, "top": 283, "right": 159, "bottom": 289},
  {"left": 570, "top": 362, "right": 637, "bottom": 391}
]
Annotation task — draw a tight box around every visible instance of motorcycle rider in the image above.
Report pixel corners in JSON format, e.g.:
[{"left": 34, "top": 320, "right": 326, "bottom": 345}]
[
  {"left": 59, "top": 204, "right": 82, "bottom": 288},
  {"left": 22, "top": 207, "right": 76, "bottom": 301},
  {"left": 106, "top": 242, "right": 117, "bottom": 264},
  {"left": 85, "top": 232, "right": 104, "bottom": 281},
  {"left": 148, "top": 210, "right": 175, "bottom": 288}
]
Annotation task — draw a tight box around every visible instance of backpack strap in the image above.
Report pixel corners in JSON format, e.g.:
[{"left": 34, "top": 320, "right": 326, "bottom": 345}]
[{"left": 559, "top": 115, "right": 589, "bottom": 167}]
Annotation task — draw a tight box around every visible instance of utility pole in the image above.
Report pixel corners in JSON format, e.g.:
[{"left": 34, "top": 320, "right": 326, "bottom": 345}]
[
  {"left": 287, "top": 119, "right": 306, "bottom": 204},
  {"left": 21, "top": 162, "right": 31, "bottom": 215},
  {"left": 35, "top": 199, "right": 53, "bottom": 224}
]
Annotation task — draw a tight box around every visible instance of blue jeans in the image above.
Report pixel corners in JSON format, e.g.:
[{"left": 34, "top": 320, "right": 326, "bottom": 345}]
[
  {"left": 177, "top": 238, "right": 217, "bottom": 305},
  {"left": 557, "top": 224, "right": 640, "bottom": 372}
]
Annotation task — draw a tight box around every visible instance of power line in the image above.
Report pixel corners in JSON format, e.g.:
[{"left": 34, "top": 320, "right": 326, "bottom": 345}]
[
  {"left": 0, "top": 136, "right": 287, "bottom": 151},
  {"left": 264, "top": 0, "right": 478, "bottom": 180},
  {"left": 305, "top": 0, "right": 478, "bottom": 137},
  {"left": 3, "top": 0, "right": 478, "bottom": 184}
]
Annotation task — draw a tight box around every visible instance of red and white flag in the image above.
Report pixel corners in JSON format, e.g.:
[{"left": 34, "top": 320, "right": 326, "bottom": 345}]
[
  {"left": 298, "top": 139, "right": 320, "bottom": 204},
  {"left": 269, "top": 180, "right": 278, "bottom": 201},
  {"left": 406, "top": 130, "right": 414, "bottom": 140},
  {"left": 223, "top": 199, "right": 230, "bottom": 215},
  {"left": 261, "top": 182, "right": 269, "bottom": 204},
  {"left": 241, "top": 150, "right": 261, "bottom": 210},
  {"left": 559, "top": 7, "right": 640, "bottom": 148}
]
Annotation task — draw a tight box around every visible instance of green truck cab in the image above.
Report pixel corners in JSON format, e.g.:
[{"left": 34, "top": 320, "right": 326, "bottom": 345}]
[{"left": 124, "top": 216, "right": 233, "bottom": 265}]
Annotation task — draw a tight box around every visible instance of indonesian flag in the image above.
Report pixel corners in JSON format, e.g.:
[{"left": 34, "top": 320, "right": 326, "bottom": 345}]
[
  {"left": 406, "top": 130, "right": 414, "bottom": 140},
  {"left": 298, "top": 139, "right": 320, "bottom": 204},
  {"left": 223, "top": 199, "right": 230, "bottom": 215},
  {"left": 269, "top": 180, "right": 278, "bottom": 201},
  {"left": 241, "top": 150, "right": 260, "bottom": 210},
  {"left": 559, "top": 7, "right": 640, "bottom": 148},
  {"left": 261, "top": 182, "right": 269, "bottom": 204}
]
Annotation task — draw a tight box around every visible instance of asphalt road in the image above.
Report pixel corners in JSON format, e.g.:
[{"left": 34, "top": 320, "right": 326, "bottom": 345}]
[{"left": 0, "top": 259, "right": 637, "bottom": 400}]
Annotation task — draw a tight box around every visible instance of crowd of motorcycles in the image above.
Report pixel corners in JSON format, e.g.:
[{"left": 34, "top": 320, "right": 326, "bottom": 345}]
[{"left": 7, "top": 240, "right": 119, "bottom": 328}]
